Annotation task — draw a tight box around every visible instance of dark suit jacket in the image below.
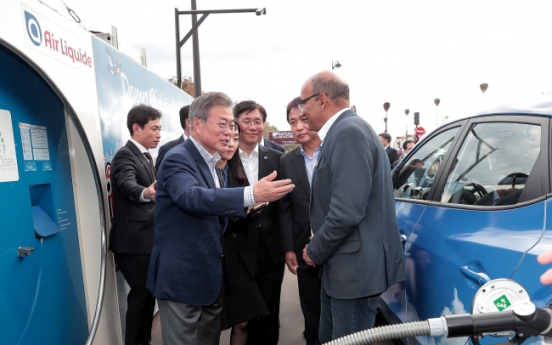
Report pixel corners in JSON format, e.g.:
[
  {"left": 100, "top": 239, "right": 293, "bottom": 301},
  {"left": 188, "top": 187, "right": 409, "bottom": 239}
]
[
  {"left": 279, "top": 147, "right": 312, "bottom": 270},
  {"left": 155, "top": 135, "right": 185, "bottom": 172},
  {"left": 245, "top": 145, "right": 284, "bottom": 263},
  {"left": 110, "top": 140, "right": 156, "bottom": 254},
  {"left": 385, "top": 146, "right": 399, "bottom": 167},
  {"left": 263, "top": 138, "right": 285, "bottom": 153},
  {"left": 307, "top": 110, "right": 406, "bottom": 299},
  {"left": 225, "top": 170, "right": 259, "bottom": 285},
  {"left": 146, "top": 139, "right": 247, "bottom": 306}
]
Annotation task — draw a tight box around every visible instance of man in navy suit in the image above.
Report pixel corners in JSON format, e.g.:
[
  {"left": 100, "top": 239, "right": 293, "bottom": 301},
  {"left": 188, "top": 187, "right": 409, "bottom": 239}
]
[
  {"left": 110, "top": 104, "right": 161, "bottom": 345},
  {"left": 146, "top": 92, "right": 294, "bottom": 345},
  {"left": 300, "top": 71, "right": 406, "bottom": 343},
  {"left": 279, "top": 97, "right": 322, "bottom": 345},
  {"left": 155, "top": 105, "right": 190, "bottom": 172}
]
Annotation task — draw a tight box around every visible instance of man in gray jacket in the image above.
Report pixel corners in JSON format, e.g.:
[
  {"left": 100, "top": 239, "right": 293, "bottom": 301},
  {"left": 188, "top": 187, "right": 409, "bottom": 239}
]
[{"left": 300, "top": 71, "right": 406, "bottom": 343}]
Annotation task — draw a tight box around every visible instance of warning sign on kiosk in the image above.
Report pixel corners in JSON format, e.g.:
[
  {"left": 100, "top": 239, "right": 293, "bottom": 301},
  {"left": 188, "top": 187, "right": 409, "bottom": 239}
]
[{"left": 0, "top": 110, "right": 19, "bottom": 182}]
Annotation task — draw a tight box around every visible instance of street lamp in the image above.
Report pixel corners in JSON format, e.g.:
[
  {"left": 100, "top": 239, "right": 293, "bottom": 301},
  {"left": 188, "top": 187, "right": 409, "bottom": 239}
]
[
  {"left": 332, "top": 60, "right": 341, "bottom": 70},
  {"left": 480, "top": 83, "right": 488, "bottom": 106},
  {"left": 434, "top": 98, "right": 440, "bottom": 125},
  {"left": 175, "top": 1, "right": 266, "bottom": 96},
  {"left": 383, "top": 102, "right": 390, "bottom": 133},
  {"left": 404, "top": 109, "right": 409, "bottom": 138}
]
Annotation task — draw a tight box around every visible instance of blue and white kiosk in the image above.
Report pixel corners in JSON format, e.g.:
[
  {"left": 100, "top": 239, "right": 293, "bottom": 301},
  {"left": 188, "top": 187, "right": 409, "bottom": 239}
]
[{"left": 0, "top": 1, "right": 192, "bottom": 343}]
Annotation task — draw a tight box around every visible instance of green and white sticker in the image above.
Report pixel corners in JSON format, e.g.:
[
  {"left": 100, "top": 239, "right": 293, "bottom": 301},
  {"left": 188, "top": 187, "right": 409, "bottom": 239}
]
[{"left": 494, "top": 295, "right": 511, "bottom": 311}]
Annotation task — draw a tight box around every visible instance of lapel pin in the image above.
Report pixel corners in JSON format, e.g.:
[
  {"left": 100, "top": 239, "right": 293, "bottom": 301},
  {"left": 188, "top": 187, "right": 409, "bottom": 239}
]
[{"left": 264, "top": 156, "right": 268, "bottom": 159}]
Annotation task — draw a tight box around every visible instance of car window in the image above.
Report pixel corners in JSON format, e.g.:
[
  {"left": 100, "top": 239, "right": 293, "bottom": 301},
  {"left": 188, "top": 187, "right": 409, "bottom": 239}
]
[
  {"left": 440, "top": 122, "right": 541, "bottom": 206},
  {"left": 393, "top": 127, "right": 460, "bottom": 200}
]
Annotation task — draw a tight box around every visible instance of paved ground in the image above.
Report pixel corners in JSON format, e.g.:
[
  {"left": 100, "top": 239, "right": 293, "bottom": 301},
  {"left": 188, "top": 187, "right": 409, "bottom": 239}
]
[{"left": 152, "top": 269, "right": 394, "bottom": 345}]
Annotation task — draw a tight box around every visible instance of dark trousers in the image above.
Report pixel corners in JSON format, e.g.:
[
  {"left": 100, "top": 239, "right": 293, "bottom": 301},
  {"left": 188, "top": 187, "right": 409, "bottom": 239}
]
[
  {"left": 298, "top": 266, "right": 322, "bottom": 345},
  {"left": 114, "top": 253, "right": 156, "bottom": 345},
  {"left": 246, "top": 239, "right": 285, "bottom": 345}
]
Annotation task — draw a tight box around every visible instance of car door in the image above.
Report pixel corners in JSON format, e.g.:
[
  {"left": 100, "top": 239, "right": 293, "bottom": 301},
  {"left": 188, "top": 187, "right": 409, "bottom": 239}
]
[
  {"left": 405, "top": 115, "right": 549, "bottom": 345},
  {"left": 381, "top": 123, "right": 466, "bottom": 323}
]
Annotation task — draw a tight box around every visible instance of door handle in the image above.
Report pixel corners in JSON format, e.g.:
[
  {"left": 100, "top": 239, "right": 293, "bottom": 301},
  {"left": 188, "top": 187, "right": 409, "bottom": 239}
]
[
  {"left": 17, "top": 246, "right": 35, "bottom": 258},
  {"left": 460, "top": 265, "right": 490, "bottom": 286},
  {"left": 400, "top": 234, "right": 407, "bottom": 244}
]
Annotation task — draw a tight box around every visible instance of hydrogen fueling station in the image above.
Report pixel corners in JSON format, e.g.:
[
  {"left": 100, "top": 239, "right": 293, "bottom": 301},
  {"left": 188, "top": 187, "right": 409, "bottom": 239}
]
[
  {"left": 6, "top": 1, "right": 552, "bottom": 345},
  {"left": 0, "top": 0, "right": 192, "bottom": 343}
]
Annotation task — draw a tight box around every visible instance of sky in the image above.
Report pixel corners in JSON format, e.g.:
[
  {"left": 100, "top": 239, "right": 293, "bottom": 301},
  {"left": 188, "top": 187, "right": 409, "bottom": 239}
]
[{"left": 42, "top": 0, "right": 552, "bottom": 141}]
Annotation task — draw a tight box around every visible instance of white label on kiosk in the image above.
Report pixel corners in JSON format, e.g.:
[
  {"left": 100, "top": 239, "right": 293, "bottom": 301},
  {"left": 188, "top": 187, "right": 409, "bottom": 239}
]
[
  {"left": 19, "top": 122, "right": 33, "bottom": 160},
  {"left": 30, "top": 125, "right": 50, "bottom": 160},
  {"left": 0, "top": 110, "right": 20, "bottom": 182}
]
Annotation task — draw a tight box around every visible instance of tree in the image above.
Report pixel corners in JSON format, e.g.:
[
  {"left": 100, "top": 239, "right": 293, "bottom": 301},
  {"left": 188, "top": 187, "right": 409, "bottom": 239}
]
[
  {"left": 181, "top": 76, "right": 195, "bottom": 97},
  {"left": 263, "top": 122, "right": 278, "bottom": 137}
]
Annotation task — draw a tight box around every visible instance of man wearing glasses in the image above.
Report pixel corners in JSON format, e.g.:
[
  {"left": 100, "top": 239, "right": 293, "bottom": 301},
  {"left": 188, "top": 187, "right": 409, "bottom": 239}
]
[
  {"left": 234, "top": 100, "right": 286, "bottom": 345},
  {"left": 147, "top": 92, "right": 294, "bottom": 345},
  {"left": 299, "top": 71, "right": 406, "bottom": 343}
]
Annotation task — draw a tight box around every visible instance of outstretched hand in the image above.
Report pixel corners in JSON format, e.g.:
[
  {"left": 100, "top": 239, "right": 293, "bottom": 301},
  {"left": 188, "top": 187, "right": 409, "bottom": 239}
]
[{"left": 253, "top": 171, "right": 294, "bottom": 203}]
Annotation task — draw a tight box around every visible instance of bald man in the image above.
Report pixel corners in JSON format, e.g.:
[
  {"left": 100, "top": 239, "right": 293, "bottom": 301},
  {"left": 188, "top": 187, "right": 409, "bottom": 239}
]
[{"left": 299, "top": 71, "right": 406, "bottom": 342}]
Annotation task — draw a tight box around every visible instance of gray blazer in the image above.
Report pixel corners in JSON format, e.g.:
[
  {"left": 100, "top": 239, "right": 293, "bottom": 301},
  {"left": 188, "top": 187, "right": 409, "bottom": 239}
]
[{"left": 307, "top": 110, "right": 406, "bottom": 299}]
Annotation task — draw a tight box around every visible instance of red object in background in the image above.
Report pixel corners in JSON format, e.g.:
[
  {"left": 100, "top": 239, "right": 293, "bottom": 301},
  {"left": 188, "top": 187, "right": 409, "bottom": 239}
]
[{"left": 416, "top": 126, "right": 426, "bottom": 136}]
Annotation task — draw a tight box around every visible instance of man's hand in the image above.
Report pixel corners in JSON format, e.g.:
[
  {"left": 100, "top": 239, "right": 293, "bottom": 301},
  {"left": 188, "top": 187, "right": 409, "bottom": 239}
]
[
  {"left": 538, "top": 248, "right": 552, "bottom": 285},
  {"left": 303, "top": 244, "right": 315, "bottom": 267},
  {"left": 285, "top": 251, "right": 299, "bottom": 275},
  {"left": 144, "top": 181, "right": 157, "bottom": 201},
  {"left": 253, "top": 171, "right": 294, "bottom": 203}
]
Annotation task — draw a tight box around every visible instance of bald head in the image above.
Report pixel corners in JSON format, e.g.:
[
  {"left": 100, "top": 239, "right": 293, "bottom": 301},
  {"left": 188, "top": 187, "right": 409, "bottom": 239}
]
[
  {"left": 303, "top": 71, "right": 350, "bottom": 105},
  {"left": 300, "top": 71, "right": 351, "bottom": 132}
]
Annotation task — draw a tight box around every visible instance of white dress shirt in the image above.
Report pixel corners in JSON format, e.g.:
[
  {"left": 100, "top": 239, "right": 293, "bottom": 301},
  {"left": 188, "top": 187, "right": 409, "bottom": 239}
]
[
  {"left": 129, "top": 138, "right": 153, "bottom": 202},
  {"left": 317, "top": 108, "right": 349, "bottom": 144},
  {"left": 239, "top": 144, "right": 260, "bottom": 185}
]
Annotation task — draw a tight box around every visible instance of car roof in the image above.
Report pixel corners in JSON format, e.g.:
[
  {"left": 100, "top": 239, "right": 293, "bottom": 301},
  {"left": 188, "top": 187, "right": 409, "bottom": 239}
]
[{"left": 471, "top": 94, "right": 552, "bottom": 119}]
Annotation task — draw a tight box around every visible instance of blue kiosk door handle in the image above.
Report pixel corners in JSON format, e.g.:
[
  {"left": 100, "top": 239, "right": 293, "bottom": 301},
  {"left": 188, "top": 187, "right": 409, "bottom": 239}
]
[{"left": 17, "top": 246, "right": 35, "bottom": 258}]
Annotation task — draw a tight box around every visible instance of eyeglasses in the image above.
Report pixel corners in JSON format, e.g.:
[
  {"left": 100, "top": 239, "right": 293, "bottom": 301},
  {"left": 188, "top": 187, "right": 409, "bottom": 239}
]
[
  {"left": 203, "top": 119, "right": 237, "bottom": 131},
  {"left": 297, "top": 93, "right": 320, "bottom": 111}
]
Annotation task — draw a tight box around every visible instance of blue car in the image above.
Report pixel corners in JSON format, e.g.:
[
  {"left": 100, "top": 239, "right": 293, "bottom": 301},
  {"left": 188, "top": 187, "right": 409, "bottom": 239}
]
[{"left": 379, "top": 96, "right": 552, "bottom": 345}]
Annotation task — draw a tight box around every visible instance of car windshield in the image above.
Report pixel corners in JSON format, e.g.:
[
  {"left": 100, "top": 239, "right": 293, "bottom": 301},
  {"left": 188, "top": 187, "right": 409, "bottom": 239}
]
[{"left": 441, "top": 122, "right": 541, "bottom": 205}]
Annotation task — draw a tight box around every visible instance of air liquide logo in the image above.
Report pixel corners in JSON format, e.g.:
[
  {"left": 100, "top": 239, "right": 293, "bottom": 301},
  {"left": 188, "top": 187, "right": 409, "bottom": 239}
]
[
  {"left": 24, "top": 11, "right": 42, "bottom": 46},
  {"left": 22, "top": 8, "right": 94, "bottom": 70}
]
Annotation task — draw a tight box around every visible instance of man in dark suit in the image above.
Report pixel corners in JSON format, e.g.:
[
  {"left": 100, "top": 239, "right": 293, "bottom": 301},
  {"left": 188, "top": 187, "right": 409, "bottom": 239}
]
[
  {"left": 234, "top": 100, "right": 285, "bottom": 345},
  {"left": 379, "top": 132, "right": 399, "bottom": 168},
  {"left": 110, "top": 104, "right": 162, "bottom": 345},
  {"left": 155, "top": 105, "right": 190, "bottom": 172},
  {"left": 279, "top": 97, "right": 322, "bottom": 345},
  {"left": 146, "top": 92, "right": 294, "bottom": 345},
  {"left": 300, "top": 72, "right": 407, "bottom": 343},
  {"left": 262, "top": 137, "right": 285, "bottom": 153}
]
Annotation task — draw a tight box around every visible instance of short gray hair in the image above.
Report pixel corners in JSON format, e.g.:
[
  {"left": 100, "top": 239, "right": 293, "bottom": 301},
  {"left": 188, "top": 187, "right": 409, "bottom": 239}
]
[
  {"left": 311, "top": 75, "right": 350, "bottom": 102},
  {"left": 189, "top": 91, "right": 233, "bottom": 130}
]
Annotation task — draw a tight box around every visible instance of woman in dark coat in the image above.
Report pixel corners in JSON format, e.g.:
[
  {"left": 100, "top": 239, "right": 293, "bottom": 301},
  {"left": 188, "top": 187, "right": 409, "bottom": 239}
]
[{"left": 216, "top": 124, "right": 268, "bottom": 344}]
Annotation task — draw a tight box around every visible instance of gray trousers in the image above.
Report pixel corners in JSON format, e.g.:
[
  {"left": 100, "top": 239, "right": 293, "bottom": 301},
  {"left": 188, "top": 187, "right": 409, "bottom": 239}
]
[{"left": 158, "top": 294, "right": 223, "bottom": 345}]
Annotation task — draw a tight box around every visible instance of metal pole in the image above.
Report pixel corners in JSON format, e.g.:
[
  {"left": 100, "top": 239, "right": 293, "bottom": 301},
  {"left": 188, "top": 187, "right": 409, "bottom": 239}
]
[
  {"left": 175, "top": 8, "right": 181, "bottom": 88},
  {"left": 191, "top": 0, "right": 202, "bottom": 97}
]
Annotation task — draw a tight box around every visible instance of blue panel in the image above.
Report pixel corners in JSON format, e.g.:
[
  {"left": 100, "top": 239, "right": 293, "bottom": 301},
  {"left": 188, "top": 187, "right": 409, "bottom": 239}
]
[
  {"left": 405, "top": 201, "right": 546, "bottom": 345},
  {"left": 0, "top": 45, "right": 87, "bottom": 344}
]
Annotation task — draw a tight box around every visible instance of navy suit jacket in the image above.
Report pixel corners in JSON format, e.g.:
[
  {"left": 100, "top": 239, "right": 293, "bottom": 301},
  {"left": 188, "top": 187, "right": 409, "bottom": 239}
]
[
  {"left": 146, "top": 138, "right": 247, "bottom": 306},
  {"left": 279, "top": 147, "right": 312, "bottom": 270},
  {"left": 155, "top": 135, "right": 185, "bottom": 173},
  {"left": 307, "top": 110, "right": 406, "bottom": 299},
  {"left": 263, "top": 138, "right": 285, "bottom": 153}
]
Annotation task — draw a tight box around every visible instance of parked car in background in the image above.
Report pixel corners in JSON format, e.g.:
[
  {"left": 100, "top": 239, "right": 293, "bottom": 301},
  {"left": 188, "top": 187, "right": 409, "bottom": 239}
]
[{"left": 379, "top": 96, "right": 552, "bottom": 345}]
